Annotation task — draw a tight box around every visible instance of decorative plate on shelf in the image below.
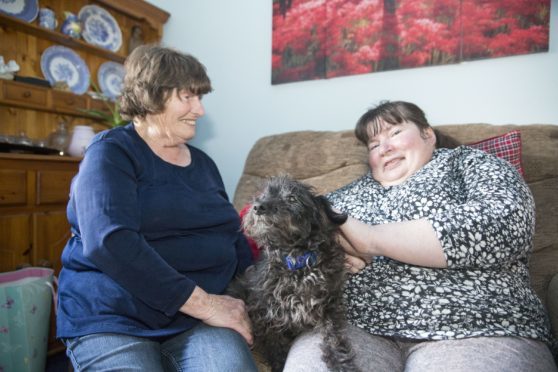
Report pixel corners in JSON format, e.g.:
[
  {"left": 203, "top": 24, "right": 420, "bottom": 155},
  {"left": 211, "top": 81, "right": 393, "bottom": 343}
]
[
  {"left": 0, "top": 0, "right": 39, "bottom": 22},
  {"left": 78, "top": 5, "right": 122, "bottom": 52},
  {"left": 40, "top": 46, "right": 90, "bottom": 95},
  {"left": 98, "top": 61, "right": 125, "bottom": 100}
]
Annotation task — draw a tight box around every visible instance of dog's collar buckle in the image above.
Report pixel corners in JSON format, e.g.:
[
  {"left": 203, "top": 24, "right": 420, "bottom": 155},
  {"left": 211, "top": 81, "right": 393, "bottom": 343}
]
[{"left": 284, "top": 251, "right": 317, "bottom": 271}]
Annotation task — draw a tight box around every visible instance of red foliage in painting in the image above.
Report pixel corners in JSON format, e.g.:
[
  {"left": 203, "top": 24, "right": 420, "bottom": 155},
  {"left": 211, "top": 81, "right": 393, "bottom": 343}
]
[
  {"left": 272, "top": 0, "right": 328, "bottom": 84},
  {"left": 461, "top": 0, "right": 550, "bottom": 60},
  {"left": 271, "top": 0, "right": 550, "bottom": 84},
  {"left": 326, "top": 0, "right": 385, "bottom": 77}
]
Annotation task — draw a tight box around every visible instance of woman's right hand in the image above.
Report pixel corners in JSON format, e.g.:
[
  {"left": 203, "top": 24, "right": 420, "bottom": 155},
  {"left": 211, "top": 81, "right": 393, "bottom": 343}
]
[
  {"left": 180, "top": 286, "right": 253, "bottom": 346},
  {"left": 339, "top": 216, "right": 447, "bottom": 269}
]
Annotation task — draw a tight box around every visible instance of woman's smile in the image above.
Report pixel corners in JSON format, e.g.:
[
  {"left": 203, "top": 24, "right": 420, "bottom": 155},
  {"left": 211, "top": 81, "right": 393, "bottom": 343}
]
[{"left": 383, "top": 157, "right": 403, "bottom": 170}]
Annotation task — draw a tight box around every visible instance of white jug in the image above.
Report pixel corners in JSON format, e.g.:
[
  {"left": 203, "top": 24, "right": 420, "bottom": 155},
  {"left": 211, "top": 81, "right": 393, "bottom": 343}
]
[{"left": 67, "top": 125, "right": 95, "bottom": 157}]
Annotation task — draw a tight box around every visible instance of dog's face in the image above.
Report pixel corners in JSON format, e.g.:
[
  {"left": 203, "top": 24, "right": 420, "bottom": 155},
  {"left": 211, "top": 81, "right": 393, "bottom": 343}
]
[{"left": 242, "top": 175, "right": 345, "bottom": 249}]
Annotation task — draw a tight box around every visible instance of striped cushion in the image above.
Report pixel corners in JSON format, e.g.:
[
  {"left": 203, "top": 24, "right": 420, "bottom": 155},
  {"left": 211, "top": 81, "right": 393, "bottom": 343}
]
[{"left": 468, "top": 130, "right": 524, "bottom": 176}]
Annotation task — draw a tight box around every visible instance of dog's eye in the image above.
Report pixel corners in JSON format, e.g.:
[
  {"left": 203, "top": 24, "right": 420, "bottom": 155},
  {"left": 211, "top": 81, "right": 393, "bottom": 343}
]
[{"left": 287, "top": 195, "right": 297, "bottom": 203}]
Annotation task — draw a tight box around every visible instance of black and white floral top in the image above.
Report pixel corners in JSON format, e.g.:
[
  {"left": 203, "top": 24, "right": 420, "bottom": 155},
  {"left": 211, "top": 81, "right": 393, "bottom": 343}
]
[{"left": 327, "top": 146, "right": 553, "bottom": 345}]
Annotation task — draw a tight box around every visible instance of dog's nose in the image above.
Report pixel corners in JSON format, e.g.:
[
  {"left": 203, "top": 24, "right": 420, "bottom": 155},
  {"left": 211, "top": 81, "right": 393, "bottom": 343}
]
[
  {"left": 253, "top": 203, "right": 265, "bottom": 215},
  {"left": 253, "top": 202, "right": 274, "bottom": 215}
]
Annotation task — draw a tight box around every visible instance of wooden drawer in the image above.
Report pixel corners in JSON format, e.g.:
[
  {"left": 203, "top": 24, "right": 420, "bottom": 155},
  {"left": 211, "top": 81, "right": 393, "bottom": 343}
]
[
  {"left": 36, "top": 170, "right": 74, "bottom": 205},
  {"left": 0, "top": 169, "right": 27, "bottom": 206},
  {"left": 3, "top": 81, "right": 48, "bottom": 106},
  {"left": 52, "top": 90, "right": 87, "bottom": 112}
]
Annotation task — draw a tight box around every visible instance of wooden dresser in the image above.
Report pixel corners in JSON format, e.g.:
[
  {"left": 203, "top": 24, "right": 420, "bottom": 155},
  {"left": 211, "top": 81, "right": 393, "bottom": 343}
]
[
  {"left": 0, "top": 0, "right": 169, "bottom": 354},
  {"left": 0, "top": 153, "right": 80, "bottom": 273},
  {"left": 0, "top": 153, "right": 80, "bottom": 352}
]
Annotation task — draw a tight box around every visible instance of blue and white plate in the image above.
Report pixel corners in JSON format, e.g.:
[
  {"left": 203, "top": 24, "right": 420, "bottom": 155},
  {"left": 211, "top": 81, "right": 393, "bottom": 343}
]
[
  {"left": 98, "top": 61, "right": 124, "bottom": 100},
  {"left": 0, "top": 0, "right": 38, "bottom": 22},
  {"left": 40, "top": 46, "right": 90, "bottom": 95},
  {"left": 78, "top": 5, "right": 122, "bottom": 52}
]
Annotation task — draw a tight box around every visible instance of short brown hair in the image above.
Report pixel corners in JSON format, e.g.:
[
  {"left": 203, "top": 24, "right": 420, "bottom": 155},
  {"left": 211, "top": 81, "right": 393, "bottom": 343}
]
[
  {"left": 354, "top": 101, "right": 431, "bottom": 145},
  {"left": 119, "top": 44, "right": 213, "bottom": 120}
]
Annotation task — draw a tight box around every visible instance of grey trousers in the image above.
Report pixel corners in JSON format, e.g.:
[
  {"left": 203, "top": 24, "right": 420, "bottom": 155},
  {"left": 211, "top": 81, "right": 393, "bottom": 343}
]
[{"left": 283, "top": 325, "right": 557, "bottom": 372}]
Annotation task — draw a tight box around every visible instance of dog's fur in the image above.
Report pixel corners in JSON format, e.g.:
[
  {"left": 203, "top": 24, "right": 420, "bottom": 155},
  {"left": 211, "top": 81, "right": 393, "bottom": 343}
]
[{"left": 234, "top": 175, "right": 358, "bottom": 372}]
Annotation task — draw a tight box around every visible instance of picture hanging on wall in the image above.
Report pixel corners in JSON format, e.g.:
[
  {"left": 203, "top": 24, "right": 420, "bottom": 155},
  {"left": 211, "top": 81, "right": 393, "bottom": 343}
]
[{"left": 271, "top": 0, "right": 551, "bottom": 85}]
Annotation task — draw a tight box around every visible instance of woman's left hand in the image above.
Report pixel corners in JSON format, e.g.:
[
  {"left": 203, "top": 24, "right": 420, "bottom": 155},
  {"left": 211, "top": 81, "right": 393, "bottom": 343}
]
[{"left": 180, "top": 286, "right": 253, "bottom": 345}]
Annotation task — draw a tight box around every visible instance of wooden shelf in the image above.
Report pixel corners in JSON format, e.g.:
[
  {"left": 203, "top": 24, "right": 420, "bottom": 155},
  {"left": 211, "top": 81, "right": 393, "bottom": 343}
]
[
  {"left": 0, "top": 152, "right": 82, "bottom": 162},
  {"left": 0, "top": 13, "right": 125, "bottom": 63},
  {"left": 0, "top": 79, "right": 113, "bottom": 124}
]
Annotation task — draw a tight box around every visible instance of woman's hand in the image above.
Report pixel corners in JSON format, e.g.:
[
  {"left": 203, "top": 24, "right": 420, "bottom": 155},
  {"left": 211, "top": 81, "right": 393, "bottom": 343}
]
[
  {"left": 337, "top": 232, "right": 367, "bottom": 273},
  {"left": 339, "top": 216, "right": 448, "bottom": 269},
  {"left": 344, "top": 253, "right": 367, "bottom": 274},
  {"left": 337, "top": 230, "right": 370, "bottom": 263},
  {"left": 180, "top": 286, "right": 253, "bottom": 345}
]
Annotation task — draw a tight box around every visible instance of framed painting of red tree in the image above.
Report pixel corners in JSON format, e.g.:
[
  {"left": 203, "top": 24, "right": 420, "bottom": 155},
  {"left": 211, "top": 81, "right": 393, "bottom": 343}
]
[{"left": 271, "top": 0, "right": 550, "bottom": 84}]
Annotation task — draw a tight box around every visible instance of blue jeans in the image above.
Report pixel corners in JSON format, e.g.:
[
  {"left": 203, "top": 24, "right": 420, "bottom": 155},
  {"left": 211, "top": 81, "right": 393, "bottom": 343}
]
[{"left": 64, "top": 324, "right": 258, "bottom": 371}]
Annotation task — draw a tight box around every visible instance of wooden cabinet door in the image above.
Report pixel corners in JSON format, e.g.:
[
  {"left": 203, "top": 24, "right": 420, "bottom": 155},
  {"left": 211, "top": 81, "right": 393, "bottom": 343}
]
[
  {"left": 33, "top": 211, "right": 71, "bottom": 274},
  {"left": 0, "top": 214, "right": 32, "bottom": 272}
]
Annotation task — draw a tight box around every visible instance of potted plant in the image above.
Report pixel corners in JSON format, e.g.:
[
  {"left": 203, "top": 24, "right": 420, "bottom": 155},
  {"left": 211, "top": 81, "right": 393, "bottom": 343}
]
[{"left": 82, "top": 80, "right": 127, "bottom": 128}]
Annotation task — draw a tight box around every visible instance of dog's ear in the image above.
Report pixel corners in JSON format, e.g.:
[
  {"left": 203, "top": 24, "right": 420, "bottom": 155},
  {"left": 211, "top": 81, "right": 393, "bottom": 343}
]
[{"left": 315, "top": 195, "right": 348, "bottom": 226}]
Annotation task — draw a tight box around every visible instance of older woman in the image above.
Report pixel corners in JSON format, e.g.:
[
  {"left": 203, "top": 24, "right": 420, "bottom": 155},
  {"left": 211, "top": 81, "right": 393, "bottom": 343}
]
[
  {"left": 57, "top": 45, "right": 257, "bottom": 371},
  {"left": 284, "top": 101, "right": 557, "bottom": 371}
]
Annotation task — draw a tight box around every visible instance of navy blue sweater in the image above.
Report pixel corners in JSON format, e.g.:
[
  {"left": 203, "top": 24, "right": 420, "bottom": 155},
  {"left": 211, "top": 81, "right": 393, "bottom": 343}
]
[{"left": 57, "top": 124, "right": 252, "bottom": 339}]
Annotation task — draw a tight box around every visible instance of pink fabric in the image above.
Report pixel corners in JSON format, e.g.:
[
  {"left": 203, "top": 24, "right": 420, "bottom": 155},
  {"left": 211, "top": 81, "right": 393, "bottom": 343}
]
[
  {"left": 468, "top": 130, "right": 524, "bottom": 176},
  {"left": 0, "top": 267, "right": 53, "bottom": 284}
]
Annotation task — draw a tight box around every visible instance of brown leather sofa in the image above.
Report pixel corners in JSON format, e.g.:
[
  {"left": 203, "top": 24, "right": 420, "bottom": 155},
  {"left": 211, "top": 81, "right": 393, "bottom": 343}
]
[{"left": 233, "top": 124, "right": 558, "bottom": 360}]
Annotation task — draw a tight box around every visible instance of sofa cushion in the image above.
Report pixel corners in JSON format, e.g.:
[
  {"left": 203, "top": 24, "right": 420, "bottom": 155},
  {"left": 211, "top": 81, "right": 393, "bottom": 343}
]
[{"left": 468, "top": 130, "right": 523, "bottom": 176}]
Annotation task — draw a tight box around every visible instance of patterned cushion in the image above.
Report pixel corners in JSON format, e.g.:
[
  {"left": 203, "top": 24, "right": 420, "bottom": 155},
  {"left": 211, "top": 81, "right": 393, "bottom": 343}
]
[{"left": 468, "top": 130, "right": 524, "bottom": 176}]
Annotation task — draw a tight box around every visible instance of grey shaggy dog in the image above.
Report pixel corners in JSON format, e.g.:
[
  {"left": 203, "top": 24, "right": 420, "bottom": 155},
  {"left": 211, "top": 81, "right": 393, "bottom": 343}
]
[{"left": 234, "top": 175, "right": 359, "bottom": 372}]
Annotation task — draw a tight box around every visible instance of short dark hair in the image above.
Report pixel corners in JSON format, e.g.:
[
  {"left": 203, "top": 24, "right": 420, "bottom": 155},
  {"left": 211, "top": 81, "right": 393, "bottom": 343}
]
[
  {"left": 119, "top": 44, "right": 213, "bottom": 120},
  {"left": 354, "top": 101, "right": 431, "bottom": 145}
]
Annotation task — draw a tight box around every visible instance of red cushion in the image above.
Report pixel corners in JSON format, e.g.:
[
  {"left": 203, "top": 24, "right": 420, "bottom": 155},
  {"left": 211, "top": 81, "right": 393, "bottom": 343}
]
[{"left": 467, "top": 130, "right": 524, "bottom": 176}]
